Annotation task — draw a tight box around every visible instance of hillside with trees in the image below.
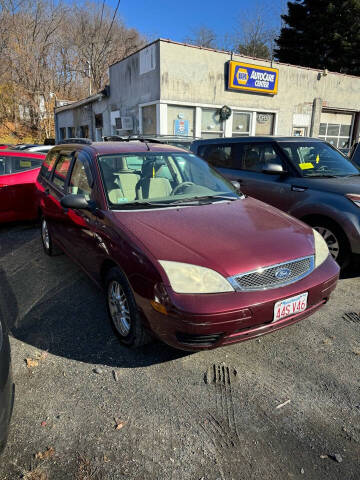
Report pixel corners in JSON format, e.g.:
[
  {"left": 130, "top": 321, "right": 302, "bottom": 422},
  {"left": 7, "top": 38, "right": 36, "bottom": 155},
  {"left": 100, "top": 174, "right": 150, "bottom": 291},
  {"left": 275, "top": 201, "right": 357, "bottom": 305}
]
[{"left": 0, "top": 0, "right": 144, "bottom": 143}]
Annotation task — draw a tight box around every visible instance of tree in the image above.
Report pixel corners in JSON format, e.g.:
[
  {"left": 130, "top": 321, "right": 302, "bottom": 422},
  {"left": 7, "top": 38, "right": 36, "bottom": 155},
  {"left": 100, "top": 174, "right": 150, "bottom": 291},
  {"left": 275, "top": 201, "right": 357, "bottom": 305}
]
[
  {"left": 233, "top": 4, "right": 278, "bottom": 60},
  {"left": 0, "top": 0, "right": 144, "bottom": 141},
  {"left": 185, "top": 26, "right": 217, "bottom": 48},
  {"left": 67, "top": 1, "right": 144, "bottom": 93},
  {"left": 275, "top": 0, "right": 360, "bottom": 74}
]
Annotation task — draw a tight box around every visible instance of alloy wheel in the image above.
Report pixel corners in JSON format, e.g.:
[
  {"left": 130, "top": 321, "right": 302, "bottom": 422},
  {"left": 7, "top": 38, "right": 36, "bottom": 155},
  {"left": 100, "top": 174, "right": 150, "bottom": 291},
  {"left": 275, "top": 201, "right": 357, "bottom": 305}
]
[
  {"left": 41, "top": 219, "right": 50, "bottom": 251},
  {"left": 314, "top": 226, "right": 340, "bottom": 260},
  {"left": 108, "top": 280, "right": 131, "bottom": 337}
]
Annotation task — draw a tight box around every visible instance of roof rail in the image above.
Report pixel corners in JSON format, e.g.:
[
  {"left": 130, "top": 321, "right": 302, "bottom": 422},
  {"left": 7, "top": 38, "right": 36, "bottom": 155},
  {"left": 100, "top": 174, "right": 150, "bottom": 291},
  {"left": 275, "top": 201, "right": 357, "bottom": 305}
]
[
  {"left": 102, "top": 135, "right": 165, "bottom": 148},
  {"left": 57, "top": 138, "right": 92, "bottom": 145}
]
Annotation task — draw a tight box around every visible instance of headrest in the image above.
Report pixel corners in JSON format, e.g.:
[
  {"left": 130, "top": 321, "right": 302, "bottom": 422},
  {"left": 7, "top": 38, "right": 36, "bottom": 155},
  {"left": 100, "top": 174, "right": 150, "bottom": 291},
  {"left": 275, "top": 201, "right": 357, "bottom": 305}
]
[{"left": 141, "top": 159, "right": 165, "bottom": 178}]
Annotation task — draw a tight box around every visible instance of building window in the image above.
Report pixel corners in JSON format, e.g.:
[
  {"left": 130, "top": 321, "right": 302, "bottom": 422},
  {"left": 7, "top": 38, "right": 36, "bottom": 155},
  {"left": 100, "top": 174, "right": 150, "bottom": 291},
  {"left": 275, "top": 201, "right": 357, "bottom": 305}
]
[
  {"left": 201, "top": 108, "right": 224, "bottom": 139},
  {"left": 80, "top": 125, "right": 89, "bottom": 138},
  {"left": 67, "top": 127, "right": 75, "bottom": 138},
  {"left": 95, "top": 113, "right": 103, "bottom": 128},
  {"left": 319, "top": 112, "right": 353, "bottom": 149},
  {"left": 142, "top": 105, "right": 156, "bottom": 135},
  {"left": 59, "top": 127, "right": 66, "bottom": 140},
  {"left": 255, "top": 112, "right": 275, "bottom": 135},
  {"left": 232, "top": 112, "right": 251, "bottom": 136},
  {"left": 167, "top": 105, "right": 195, "bottom": 137}
]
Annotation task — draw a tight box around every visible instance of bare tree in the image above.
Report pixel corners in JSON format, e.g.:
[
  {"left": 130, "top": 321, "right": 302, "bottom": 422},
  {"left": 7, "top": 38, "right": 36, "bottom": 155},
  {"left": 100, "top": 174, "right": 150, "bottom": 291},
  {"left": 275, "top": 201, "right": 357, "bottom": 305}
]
[
  {"left": 229, "top": 2, "right": 281, "bottom": 59},
  {"left": 184, "top": 26, "right": 217, "bottom": 49},
  {"left": 0, "top": 0, "right": 144, "bottom": 140},
  {"left": 67, "top": 1, "right": 144, "bottom": 93}
]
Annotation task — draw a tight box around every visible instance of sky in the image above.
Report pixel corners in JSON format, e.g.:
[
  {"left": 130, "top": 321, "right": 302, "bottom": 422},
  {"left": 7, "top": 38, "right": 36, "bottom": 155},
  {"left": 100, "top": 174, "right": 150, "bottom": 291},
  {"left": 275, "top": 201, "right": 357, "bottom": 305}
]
[{"left": 115, "top": 0, "right": 286, "bottom": 45}]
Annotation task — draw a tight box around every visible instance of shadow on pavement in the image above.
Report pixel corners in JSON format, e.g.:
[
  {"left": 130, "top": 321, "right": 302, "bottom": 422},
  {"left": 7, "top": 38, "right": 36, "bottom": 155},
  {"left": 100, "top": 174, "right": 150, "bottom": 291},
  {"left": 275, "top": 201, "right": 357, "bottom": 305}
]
[{"left": 0, "top": 256, "right": 190, "bottom": 369}]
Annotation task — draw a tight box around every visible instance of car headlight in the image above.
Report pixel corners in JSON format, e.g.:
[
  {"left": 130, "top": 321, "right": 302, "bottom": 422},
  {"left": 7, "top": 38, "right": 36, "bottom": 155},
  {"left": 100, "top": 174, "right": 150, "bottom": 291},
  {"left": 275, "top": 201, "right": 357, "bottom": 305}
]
[
  {"left": 346, "top": 193, "right": 360, "bottom": 207},
  {"left": 313, "top": 229, "right": 330, "bottom": 268},
  {"left": 158, "top": 261, "right": 234, "bottom": 294}
]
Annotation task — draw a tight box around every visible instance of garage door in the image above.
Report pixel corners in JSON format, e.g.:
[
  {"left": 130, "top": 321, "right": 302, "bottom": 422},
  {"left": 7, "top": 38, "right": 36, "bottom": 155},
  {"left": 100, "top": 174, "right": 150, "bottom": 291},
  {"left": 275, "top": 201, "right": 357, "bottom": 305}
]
[{"left": 319, "top": 111, "right": 353, "bottom": 149}]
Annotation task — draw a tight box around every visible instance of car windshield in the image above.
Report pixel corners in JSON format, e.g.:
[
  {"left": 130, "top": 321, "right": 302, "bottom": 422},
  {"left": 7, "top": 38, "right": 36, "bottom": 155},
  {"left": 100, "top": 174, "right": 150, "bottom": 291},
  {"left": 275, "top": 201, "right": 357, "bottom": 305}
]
[
  {"left": 98, "top": 152, "right": 241, "bottom": 208},
  {"left": 278, "top": 141, "right": 360, "bottom": 177}
]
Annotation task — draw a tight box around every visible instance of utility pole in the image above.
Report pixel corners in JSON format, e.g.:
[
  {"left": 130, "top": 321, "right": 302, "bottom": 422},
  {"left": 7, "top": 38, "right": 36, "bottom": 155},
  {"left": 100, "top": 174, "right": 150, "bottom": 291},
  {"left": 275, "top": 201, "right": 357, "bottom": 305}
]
[{"left": 87, "top": 61, "right": 92, "bottom": 96}]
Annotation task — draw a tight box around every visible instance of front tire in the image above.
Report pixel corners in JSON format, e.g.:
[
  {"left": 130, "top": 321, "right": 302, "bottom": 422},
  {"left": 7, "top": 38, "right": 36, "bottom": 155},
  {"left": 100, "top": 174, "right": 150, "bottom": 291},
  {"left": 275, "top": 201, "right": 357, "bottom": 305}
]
[
  {"left": 312, "top": 219, "right": 350, "bottom": 268},
  {"left": 40, "top": 217, "right": 61, "bottom": 256},
  {"left": 105, "top": 267, "right": 151, "bottom": 347}
]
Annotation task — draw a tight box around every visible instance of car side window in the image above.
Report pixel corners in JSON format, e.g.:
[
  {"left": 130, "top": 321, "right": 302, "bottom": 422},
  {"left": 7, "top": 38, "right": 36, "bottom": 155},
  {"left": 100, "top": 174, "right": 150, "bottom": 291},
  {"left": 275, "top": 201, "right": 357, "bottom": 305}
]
[
  {"left": 11, "top": 156, "right": 43, "bottom": 173},
  {"left": 242, "top": 143, "right": 283, "bottom": 172},
  {"left": 198, "top": 144, "right": 240, "bottom": 169},
  {"left": 68, "top": 156, "right": 92, "bottom": 200},
  {"left": 0, "top": 156, "right": 9, "bottom": 175},
  {"left": 39, "top": 151, "right": 58, "bottom": 179},
  {"left": 52, "top": 153, "right": 72, "bottom": 190}
]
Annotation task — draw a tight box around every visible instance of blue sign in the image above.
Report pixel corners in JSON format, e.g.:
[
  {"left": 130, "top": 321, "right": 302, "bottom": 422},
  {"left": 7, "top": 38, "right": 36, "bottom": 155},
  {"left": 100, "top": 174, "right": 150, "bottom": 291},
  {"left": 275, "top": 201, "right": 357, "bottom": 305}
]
[
  {"left": 228, "top": 61, "right": 279, "bottom": 95},
  {"left": 174, "top": 119, "right": 189, "bottom": 136}
]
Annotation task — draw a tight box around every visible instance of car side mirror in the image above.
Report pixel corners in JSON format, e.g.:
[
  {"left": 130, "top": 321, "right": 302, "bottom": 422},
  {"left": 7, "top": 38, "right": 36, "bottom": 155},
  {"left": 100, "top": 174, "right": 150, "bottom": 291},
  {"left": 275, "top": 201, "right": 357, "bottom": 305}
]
[
  {"left": 60, "top": 194, "right": 94, "bottom": 210},
  {"left": 262, "top": 163, "right": 287, "bottom": 175}
]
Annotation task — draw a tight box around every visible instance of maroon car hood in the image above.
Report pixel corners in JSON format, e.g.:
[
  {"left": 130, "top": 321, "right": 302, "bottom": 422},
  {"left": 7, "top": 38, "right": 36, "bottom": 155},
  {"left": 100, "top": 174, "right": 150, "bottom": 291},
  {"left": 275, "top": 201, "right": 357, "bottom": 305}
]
[{"left": 111, "top": 197, "right": 315, "bottom": 277}]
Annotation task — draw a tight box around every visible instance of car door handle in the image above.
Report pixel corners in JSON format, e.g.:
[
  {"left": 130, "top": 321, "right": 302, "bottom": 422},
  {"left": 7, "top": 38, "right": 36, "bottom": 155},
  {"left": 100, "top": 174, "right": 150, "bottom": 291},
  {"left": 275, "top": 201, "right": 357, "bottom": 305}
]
[{"left": 291, "top": 185, "right": 307, "bottom": 192}]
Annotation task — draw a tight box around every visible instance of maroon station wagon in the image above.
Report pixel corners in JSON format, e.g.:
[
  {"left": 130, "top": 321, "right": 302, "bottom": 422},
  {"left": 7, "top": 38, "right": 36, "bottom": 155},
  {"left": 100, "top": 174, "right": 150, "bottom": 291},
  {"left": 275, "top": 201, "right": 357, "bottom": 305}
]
[{"left": 36, "top": 140, "right": 339, "bottom": 351}]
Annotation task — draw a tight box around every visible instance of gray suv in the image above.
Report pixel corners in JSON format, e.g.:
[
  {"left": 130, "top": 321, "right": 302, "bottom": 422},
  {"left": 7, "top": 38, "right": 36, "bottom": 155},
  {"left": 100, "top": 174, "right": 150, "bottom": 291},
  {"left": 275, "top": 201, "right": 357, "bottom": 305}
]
[{"left": 191, "top": 137, "right": 360, "bottom": 268}]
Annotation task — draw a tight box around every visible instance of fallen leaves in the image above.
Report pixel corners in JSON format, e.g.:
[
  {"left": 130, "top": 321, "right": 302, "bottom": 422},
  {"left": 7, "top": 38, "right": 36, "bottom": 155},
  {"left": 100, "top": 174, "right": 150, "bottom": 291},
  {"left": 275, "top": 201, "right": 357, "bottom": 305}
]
[
  {"left": 26, "top": 358, "right": 39, "bottom": 368},
  {"left": 114, "top": 417, "right": 126, "bottom": 430},
  {"left": 35, "top": 447, "right": 55, "bottom": 460},
  {"left": 25, "top": 351, "right": 48, "bottom": 369}
]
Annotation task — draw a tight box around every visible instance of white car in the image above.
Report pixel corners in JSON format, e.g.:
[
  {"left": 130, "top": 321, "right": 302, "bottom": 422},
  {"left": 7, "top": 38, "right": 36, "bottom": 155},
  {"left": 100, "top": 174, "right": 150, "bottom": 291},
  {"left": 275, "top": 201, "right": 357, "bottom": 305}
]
[{"left": 25, "top": 145, "right": 53, "bottom": 154}]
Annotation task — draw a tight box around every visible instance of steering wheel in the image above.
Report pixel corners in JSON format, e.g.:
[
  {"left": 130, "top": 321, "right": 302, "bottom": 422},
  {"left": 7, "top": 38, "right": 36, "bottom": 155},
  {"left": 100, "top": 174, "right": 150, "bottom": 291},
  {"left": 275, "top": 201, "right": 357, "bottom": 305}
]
[
  {"left": 171, "top": 182, "right": 195, "bottom": 195},
  {"left": 317, "top": 165, "right": 329, "bottom": 172}
]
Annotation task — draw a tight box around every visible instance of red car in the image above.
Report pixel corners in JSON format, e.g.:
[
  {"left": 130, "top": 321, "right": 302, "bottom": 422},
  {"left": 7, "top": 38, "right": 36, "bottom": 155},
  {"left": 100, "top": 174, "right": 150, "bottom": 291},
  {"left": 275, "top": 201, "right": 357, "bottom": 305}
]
[
  {"left": 37, "top": 140, "right": 339, "bottom": 351},
  {"left": 0, "top": 151, "right": 45, "bottom": 222}
]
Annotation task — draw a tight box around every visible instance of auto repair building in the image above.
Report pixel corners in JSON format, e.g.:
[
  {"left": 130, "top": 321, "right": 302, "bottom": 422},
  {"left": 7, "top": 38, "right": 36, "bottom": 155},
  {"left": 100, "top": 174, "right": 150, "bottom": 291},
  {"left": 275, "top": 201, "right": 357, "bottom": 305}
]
[{"left": 54, "top": 38, "right": 360, "bottom": 149}]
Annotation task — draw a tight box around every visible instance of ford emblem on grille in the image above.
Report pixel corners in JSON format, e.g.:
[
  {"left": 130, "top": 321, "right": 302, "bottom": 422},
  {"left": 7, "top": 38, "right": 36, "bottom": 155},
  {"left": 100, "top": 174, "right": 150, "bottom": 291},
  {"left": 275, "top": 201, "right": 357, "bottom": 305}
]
[{"left": 274, "top": 267, "right": 291, "bottom": 280}]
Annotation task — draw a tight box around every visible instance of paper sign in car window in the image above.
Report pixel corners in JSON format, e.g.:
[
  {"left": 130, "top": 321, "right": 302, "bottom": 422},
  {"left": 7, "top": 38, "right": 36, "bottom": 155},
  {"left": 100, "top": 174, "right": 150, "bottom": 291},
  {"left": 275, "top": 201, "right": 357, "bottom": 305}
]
[
  {"left": 299, "top": 162, "right": 314, "bottom": 170},
  {"left": 20, "top": 160, "right": 31, "bottom": 167}
]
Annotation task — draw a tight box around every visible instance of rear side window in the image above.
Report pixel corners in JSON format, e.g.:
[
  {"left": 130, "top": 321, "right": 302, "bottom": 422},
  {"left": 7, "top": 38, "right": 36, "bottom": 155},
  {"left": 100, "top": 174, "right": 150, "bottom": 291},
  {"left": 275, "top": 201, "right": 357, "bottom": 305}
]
[
  {"left": 198, "top": 144, "right": 242, "bottom": 169},
  {"left": 11, "top": 156, "right": 43, "bottom": 173},
  {"left": 68, "top": 156, "right": 92, "bottom": 200},
  {"left": 52, "top": 153, "right": 72, "bottom": 190},
  {"left": 39, "top": 151, "right": 58, "bottom": 179},
  {"left": 0, "top": 156, "right": 10, "bottom": 175}
]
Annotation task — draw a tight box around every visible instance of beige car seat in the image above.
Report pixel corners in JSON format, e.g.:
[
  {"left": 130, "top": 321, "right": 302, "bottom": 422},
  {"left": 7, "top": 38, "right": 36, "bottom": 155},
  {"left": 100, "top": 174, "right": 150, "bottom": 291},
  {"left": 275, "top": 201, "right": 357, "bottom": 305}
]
[
  {"left": 113, "top": 157, "right": 139, "bottom": 201},
  {"left": 136, "top": 160, "right": 172, "bottom": 200}
]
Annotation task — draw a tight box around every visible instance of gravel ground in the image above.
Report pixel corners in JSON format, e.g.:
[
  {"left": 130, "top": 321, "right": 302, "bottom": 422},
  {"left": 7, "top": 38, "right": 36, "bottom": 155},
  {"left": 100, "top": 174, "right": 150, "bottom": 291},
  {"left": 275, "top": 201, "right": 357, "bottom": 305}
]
[{"left": 0, "top": 222, "right": 359, "bottom": 480}]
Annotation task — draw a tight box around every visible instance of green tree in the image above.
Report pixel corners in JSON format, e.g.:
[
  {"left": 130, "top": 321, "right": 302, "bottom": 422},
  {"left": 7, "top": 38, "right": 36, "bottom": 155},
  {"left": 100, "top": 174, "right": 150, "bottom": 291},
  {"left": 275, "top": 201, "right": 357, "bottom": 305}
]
[{"left": 275, "top": 0, "right": 360, "bottom": 74}]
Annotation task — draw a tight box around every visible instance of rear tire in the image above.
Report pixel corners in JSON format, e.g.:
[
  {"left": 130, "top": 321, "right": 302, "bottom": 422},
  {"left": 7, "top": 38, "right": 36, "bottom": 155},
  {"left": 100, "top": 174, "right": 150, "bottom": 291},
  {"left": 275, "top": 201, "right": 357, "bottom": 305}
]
[
  {"left": 40, "top": 217, "right": 61, "bottom": 256},
  {"left": 311, "top": 219, "right": 350, "bottom": 269},
  {"left": 105, "top": 267, "right": 151, "bottom": 348}
]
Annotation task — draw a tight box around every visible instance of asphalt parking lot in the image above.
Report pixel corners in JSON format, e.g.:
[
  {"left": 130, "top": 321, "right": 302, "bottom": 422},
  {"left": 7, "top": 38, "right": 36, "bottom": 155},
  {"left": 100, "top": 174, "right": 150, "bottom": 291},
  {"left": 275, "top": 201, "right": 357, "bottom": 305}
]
[{"left": 0, "top": 223, "right": 359, "bottom": 480}]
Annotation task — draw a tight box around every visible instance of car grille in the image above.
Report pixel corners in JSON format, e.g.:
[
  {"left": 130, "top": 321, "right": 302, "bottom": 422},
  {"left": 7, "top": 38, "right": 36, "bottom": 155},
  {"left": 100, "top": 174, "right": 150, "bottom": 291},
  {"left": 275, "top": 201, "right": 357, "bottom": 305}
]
[{"left": 229, "top": 256, "right": 314, "bottom": 292}]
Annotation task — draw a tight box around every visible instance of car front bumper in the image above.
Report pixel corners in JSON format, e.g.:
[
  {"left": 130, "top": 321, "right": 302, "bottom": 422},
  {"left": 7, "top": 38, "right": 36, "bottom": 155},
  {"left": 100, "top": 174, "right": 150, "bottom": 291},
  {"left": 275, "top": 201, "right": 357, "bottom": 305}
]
[{"left": 140, "top": 256, "right": 339, "bottom": 351}]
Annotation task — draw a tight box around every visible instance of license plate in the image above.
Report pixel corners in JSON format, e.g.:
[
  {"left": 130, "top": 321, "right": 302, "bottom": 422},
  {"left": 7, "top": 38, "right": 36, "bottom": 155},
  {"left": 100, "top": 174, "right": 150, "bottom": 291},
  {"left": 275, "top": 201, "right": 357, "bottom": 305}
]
[{"left": 273, "top": 292, "right": 308, "bottom": 322}]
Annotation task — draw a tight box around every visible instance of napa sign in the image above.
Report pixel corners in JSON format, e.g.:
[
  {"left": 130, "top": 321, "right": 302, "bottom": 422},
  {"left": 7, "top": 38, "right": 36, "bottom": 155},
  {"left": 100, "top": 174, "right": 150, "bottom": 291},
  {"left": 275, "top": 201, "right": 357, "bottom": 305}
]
[{"left": 228, "top": 61, "right": 279, "bottom": 95}]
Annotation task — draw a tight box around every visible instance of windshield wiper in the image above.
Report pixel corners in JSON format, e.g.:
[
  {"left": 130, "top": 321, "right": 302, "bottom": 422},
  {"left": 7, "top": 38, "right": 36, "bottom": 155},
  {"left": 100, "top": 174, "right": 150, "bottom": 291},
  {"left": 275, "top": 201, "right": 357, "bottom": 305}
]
[
  {"left": 305, "top": 174, "right": 339, "bottom": 178},
  {"left": 111, "top": 201, "right": 175, "bottom": 209}
]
